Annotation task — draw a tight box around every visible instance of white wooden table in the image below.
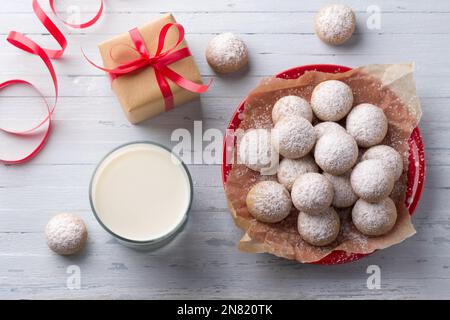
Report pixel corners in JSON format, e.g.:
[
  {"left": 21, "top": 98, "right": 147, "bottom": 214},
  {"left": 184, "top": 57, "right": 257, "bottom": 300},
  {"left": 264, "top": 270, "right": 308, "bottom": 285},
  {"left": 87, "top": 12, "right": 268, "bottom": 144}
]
[{"left": 0, "top": 0, "right": 449, "bottom": 299}]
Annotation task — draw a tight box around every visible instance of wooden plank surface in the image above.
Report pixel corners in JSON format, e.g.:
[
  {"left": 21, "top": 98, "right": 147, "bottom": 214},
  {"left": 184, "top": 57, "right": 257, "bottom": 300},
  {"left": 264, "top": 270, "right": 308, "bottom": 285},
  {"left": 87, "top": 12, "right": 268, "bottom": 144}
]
[{"left": 1, "top": 0, "right": 449, "bottom": 299}]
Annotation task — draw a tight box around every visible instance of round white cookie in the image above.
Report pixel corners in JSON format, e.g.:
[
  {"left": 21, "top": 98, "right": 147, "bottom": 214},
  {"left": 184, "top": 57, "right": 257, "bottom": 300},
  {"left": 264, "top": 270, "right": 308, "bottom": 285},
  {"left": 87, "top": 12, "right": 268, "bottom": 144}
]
[
  {"left": 311, "top": 80, "right": 354, "bottom": 121},
  {"left": 206, "top": 32, "right": 248, "bottom": 74},
  {"left": 271, "top": 116, "right": 316, "bottom": 159},
  {"left": 346, "top": 103, "right": 388, "bottom": 148},
  {"left": 238, "top": 129, "right": 277, "bottom": 173},
  {"left": 297, "top": 207, "right": 340, "bottom": 246},
  {"left": 272, "top": 96, "right": 313, "bottom": 123},
  {"left": 291, "top": 173, "right": 334, "bottom": 215},
  {"left": 352, "top": 197, "right": 397, "bottom": 236},
  {"left": 315, "top": 4, "right": 356, "bottom": 45},
  {"left": 246, "top": 181, "right": 292, "bottom": 223},
  {"left": 314, "top": 132, "right": 358, "bottom": 175},
  {"left": 45, "top": 213, "right": 88, "bottom": 255},
  {"left": 350, "top": 159, "right": 395, "bottom": 202}
]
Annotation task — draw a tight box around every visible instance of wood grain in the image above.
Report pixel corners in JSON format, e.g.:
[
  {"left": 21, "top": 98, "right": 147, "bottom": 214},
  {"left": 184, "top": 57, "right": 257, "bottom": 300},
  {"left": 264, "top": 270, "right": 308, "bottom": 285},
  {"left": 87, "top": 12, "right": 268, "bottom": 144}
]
[{"left": 1, "top": 0, "right": 449, "bottom": 299}]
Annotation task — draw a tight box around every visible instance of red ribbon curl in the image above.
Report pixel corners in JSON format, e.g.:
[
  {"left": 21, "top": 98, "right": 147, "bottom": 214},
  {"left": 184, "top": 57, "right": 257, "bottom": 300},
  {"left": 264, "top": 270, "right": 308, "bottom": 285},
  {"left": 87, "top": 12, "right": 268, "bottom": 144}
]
[
  {"left": 0, "top": 0, "right": 103, "bottom": 165},
  {"left": 83, "top": 23, "right": 210, "bottom": 111}
]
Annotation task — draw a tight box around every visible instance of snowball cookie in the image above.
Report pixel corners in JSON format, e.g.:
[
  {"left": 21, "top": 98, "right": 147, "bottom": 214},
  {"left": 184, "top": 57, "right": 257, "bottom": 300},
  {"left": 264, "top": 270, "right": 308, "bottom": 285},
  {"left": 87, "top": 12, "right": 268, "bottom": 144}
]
[
  {"left": 45, "top": 213, "right": 88, "bottom": 256},
  {"left": 291, "top": 173, "right": 334, "bottom": 215},
  {"left": 238, "top": 129, "right": 277, "bottom": 173},
  {"left": 314, "top": 121, "right": 346, "bottom": 139},
  {"left": 297, "top": 207, "right": 340, "bottom": 246},
  {"left": 352, "top": 197, "right": 397, "bottom": 236},
  {"left": 324, "top": 172, "right": 358, "bottom": 208},
  {"left": 277, "top": 155, "right": 319, "bottom": 191},
  {"left": 346, "top": 103, "right": 388, "bottom": 148},
  {"left": 206, "top": 32, "right": 248, "bottom": 74},
  {"left": 271, "top": 116, "right": 316, "bottom": 159},
  {"left": 314, "top": 132, "right": 358, "bottom": 175},
  {"left": 311, "top": 80, "right": 354, "bottom": 121},
  {"left": 351, "top": 159, "right": 395, "bottom": 202},
  {"left": 362, "top": 145, "right": 403, "bottom": 180},
  {"left": 246, "top": 181, "right": 292, "bottom": 223},
  {"left": 272, "top": 96, "right": 313, "bottom": 123},
  {"left": 315, "top": 4, "right": 356, "bottom": 46}
]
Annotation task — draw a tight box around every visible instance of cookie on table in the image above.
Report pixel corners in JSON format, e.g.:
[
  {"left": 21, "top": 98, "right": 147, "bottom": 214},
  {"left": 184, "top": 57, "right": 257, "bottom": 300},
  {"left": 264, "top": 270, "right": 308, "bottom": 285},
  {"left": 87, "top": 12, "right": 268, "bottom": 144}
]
[
  {"left": 206, "top": 32, "right": 248, "bottom": 74},
  {"left": 315, "top": 4, "right": 356, "bottom": 45},
  {"left": 45, "top": 213, "right": 88, "bottom": 256}
]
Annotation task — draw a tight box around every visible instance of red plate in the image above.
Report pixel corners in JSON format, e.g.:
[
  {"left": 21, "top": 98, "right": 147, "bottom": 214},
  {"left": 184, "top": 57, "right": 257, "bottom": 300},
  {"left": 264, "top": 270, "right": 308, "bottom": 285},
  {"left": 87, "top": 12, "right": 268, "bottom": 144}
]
[{"left": 221, "top": 64, "right": 426, "bottom": 265}]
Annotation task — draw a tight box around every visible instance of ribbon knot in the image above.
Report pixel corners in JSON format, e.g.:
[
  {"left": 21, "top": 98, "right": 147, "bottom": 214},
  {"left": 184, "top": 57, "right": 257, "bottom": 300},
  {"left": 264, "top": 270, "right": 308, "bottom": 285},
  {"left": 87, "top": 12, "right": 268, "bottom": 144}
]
[{"left": 85, "top": 23, "right": 210, "bottom": 111}]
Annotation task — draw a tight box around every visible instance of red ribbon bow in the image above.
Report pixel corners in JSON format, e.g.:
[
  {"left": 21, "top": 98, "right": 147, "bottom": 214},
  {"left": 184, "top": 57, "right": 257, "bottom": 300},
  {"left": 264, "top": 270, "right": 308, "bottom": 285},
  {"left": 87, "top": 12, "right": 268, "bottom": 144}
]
[
  {"left": 0, "top": 0, "right": 104, "bottom": 165},
  {"left": 84, "top": 23, "right": 209, "bottom": 111}
]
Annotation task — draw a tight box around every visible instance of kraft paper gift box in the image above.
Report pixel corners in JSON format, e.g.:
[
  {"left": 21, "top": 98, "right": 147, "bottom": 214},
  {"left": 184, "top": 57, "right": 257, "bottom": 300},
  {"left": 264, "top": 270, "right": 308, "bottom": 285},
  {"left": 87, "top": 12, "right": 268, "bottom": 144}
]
[{"left": 98, "top": 14, "right": 204, "bottom": 124}]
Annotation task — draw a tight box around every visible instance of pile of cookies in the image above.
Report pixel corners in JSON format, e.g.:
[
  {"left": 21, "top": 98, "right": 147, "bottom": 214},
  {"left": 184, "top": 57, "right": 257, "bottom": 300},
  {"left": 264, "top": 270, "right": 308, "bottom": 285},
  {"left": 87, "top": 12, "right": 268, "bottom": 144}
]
[{"left": 239, "top": 80, "right": 403, "bottom": 247}]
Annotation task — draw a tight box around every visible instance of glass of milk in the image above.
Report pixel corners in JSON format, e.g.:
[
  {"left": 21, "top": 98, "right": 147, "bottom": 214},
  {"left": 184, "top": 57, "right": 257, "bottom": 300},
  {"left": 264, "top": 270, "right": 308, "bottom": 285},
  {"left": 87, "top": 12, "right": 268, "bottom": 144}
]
[{"left": 89, "top": 141, "right": 193, "bottom": 248}]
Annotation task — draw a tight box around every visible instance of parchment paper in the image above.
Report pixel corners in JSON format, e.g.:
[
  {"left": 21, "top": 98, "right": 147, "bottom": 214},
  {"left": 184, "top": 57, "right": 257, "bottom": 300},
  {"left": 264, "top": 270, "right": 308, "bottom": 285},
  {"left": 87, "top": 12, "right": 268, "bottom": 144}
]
[{"left": 225, "top": 64, "right": 422, "bottom": 263}]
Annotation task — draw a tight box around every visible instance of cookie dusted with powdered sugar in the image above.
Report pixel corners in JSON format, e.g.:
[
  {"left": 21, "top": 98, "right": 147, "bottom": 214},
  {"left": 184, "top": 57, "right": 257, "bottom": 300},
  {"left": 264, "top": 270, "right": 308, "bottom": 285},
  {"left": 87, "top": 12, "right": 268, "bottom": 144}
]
[
  {"left": 297, "top": 207, "right": 340, "bottom": 246},
  {"left": 314, "top": 132, "right": 358, "bottom": 175},
  {"left": 206, "top": 32, "right": 248, "bottom": 74},
  {"left": 271, "top": 116, "right": 316, "bottom": 159},
  {"left": 246, "top": 181, "right": 292, "bottom": 223},
  {"left": 311, "top": 80, "right": 354, "bottom": 121},
  {"left": 346, "top": 103, "right": 388, "bottom": 148},
  {"left": 352, "top": 197, "right": 397, "bottom": 236},
  {"left": 350, "top": 159, "right": 395, "bottom": 202},
  {"left": 291, "top": 173, "right": 334, "bottom": 215},
  {"left": 45, "top": 213, "right": 88, "bottom": 255},
  {"left": 272, "top": 96, "right": 313, "bottom": 123},
  {"left": 315, "top": 4, "right": 356, "bottom": 45}
]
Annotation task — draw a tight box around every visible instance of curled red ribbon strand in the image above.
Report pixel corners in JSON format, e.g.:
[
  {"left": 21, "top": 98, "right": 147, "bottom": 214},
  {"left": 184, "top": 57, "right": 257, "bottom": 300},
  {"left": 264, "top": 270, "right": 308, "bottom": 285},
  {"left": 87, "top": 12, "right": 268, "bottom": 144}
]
[
  {"left": 0, "top": 0, "right": 103, "bottom": 165},
  {"left": 83, "top": 23, "right": 210, "bottom": 111}
]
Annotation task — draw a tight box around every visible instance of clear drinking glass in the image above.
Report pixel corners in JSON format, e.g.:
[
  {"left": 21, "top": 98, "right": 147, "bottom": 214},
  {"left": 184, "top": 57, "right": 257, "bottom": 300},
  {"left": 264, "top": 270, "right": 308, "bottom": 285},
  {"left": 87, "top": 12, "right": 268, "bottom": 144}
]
[{"left": 89, "top": 141, "right": 193, "bottom": 249}]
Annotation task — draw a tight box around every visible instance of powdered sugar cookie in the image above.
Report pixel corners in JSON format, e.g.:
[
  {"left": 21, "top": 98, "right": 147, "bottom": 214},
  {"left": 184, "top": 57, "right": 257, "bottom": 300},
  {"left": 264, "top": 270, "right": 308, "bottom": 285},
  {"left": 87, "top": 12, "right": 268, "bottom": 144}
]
[
  {"left": 346, "top": 103, "right": 388, "bottom": 148},
  {"left": 314, "top": 121, "right": 346, "bottom": 139},
  {"left": 206, "top": 32, "right": 248, "bottom": 74},
  {"left": 45, "top": 213, "right": 88, "bottom": 255},
  {"left": 311, "top": 80, "right": 354, "bottom": 121},
  {"left": 271, "top": 116, "right": 316, "bottom": 159},
  {"left": 272, "top": 96, "right": 313, "bottom": 123},
  {"left": 291, "top": 172, "right": 334, "bottom": 215},
  {"left": 315, "top": 4, "right": 356, "bottom": 45},
  {"left": 352, "top": 197, "right": 397, "bottom": 236},
  {"left": 246, "top": 181, "right": 292, "bottom": 223},
  {"left": 314, "top": 132, "right": 358, "bottom": 175},
  {"left": 297, "top": 207, "right": 340, "bottom": 246}
]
